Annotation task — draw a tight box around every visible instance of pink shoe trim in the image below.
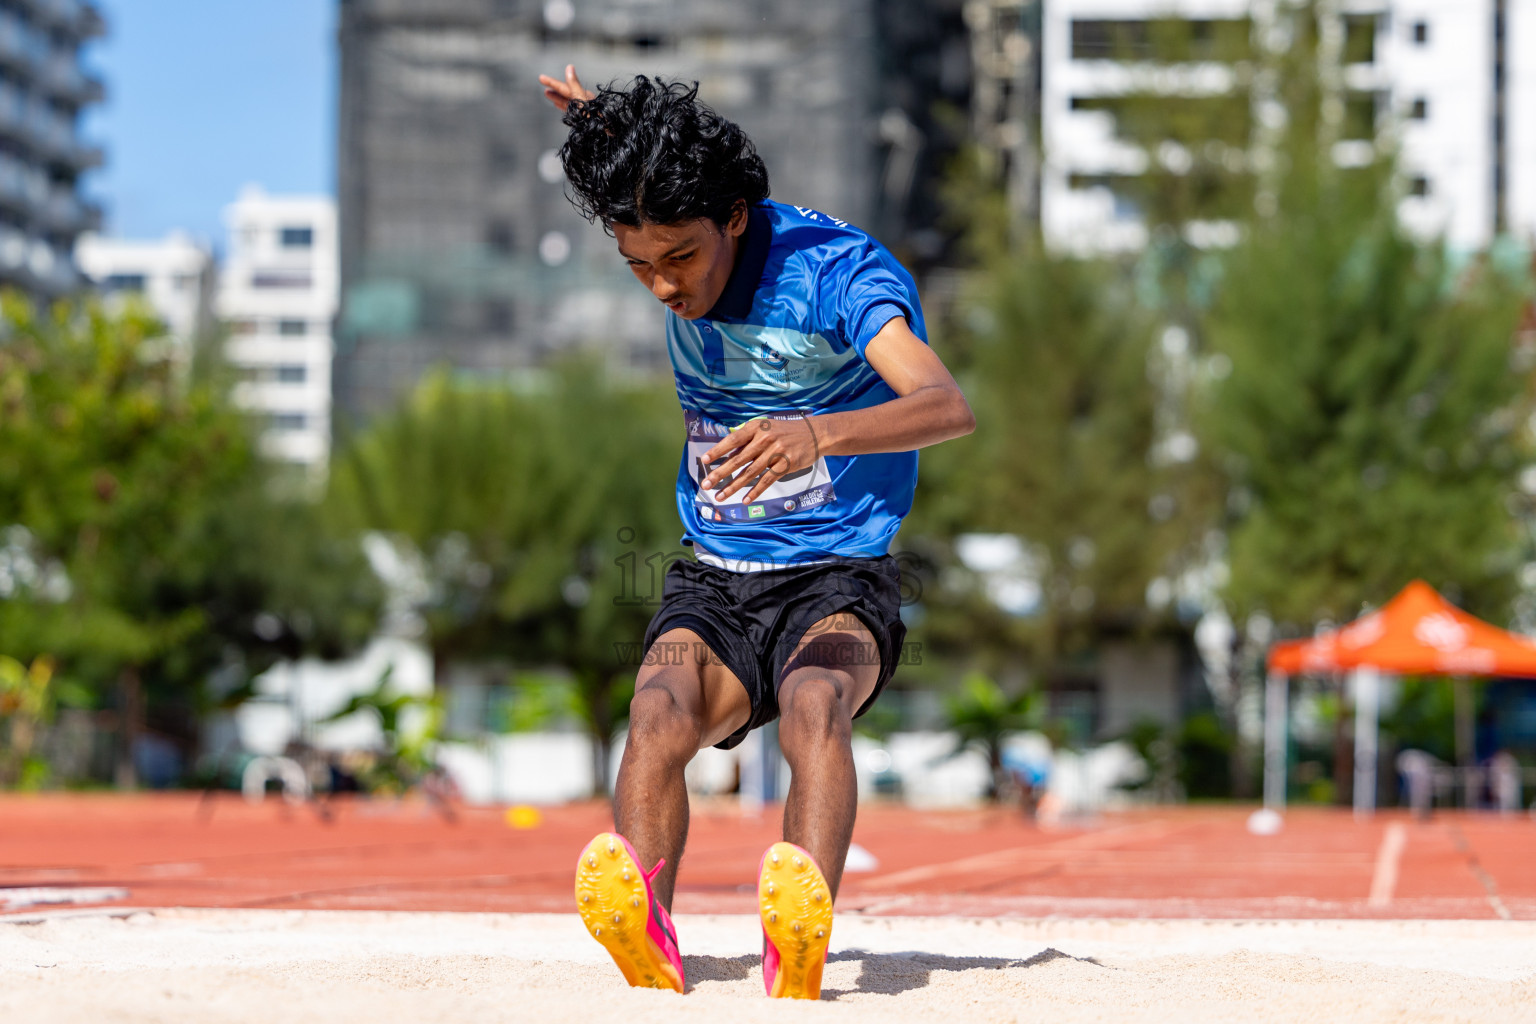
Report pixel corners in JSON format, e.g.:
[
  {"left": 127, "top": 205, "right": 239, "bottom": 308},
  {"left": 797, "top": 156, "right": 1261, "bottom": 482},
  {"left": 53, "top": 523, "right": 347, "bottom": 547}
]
[
  {"left": 758, "top": 843, "right": 813, "bottom": 995},
  {"left": 762, "top": 926, "right": 781, "bottom": 995},
  {"left": 614, "top": 834, "right": 684, "bottom": 987}
]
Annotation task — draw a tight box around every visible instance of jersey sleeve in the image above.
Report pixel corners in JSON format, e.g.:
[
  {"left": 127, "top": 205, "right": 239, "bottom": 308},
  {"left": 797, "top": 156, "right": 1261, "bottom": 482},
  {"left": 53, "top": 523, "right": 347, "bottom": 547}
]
[{"left": 816, "top": 243, "right": 923, "bottom": 358}]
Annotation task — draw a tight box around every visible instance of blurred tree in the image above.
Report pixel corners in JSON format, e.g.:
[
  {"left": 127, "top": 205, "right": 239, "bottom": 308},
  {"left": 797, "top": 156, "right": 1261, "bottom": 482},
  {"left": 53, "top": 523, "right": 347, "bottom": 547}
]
[
  {"left": 1187, "top": 3, "right": 1532, "bottom": 803},
  {"left": 317, "top": 667, "right": 444, "bottom": 796},
  {"left": 1198, "top": 9, "right": 1534, "bottom": 629},
  {"left": 1175, "top": 709, "right": 1233, "bottom": 799},
  {"left": 942, "top": 672, "right": 1042, "bottom": 800},
  {"left": 0, "top": 297, "right": 381, "bottom": 786},
  {"left": 907, "top": 174, "right": 1215, "bottom": 682},
  {"left": 326, "top": 363, "right": 679, "bottom": 793},
  {"left": 0, "top": 654, "right": 54, "bottom": 788},
  {"left": 1379, "top": 675, "right": 1459, "bottom": 767},
  {"left": 1078, "top": 15, "right": 1258, "bottom": 236}
]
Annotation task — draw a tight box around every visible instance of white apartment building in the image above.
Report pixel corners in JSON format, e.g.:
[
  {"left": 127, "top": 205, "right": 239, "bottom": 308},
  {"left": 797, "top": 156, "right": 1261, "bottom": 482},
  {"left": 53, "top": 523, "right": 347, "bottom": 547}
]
[
  {"left": 1040, "top": 0, "right": 1536, "bottom": 254},
  {"left": 75, "top": 231, "right": 214, "bottom": 362},
  {"left": 217, "top": 186, "right": 337, "bottom": 469}
]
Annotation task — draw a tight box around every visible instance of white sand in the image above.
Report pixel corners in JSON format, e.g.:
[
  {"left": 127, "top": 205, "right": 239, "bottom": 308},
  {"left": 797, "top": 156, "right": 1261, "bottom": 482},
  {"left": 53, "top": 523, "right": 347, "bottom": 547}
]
[{"left": 2, "top": 909, "right": 1532, "bottom": 1023}]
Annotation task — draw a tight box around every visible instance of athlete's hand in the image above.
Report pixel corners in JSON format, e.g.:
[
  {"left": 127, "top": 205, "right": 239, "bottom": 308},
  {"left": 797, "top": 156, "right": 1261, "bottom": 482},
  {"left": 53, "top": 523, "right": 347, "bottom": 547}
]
[
  {"left": 702, "top": 417, "right": 820, "bottom": 504},
  {"left": 538, "top": 64, "right": 595, "bottom": 112}
]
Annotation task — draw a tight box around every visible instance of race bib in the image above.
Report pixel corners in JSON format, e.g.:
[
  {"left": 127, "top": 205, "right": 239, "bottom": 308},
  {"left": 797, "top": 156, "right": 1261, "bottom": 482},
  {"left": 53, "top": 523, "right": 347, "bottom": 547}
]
[{"left": 685, "top": 410, "right": 836, "bottom": 524}]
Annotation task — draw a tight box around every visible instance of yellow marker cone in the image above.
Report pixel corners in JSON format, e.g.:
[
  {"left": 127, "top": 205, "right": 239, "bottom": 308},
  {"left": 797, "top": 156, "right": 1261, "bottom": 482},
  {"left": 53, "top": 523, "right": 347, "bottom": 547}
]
[{"left": 505, "top": 805, "right": 543, "bottom": 829}]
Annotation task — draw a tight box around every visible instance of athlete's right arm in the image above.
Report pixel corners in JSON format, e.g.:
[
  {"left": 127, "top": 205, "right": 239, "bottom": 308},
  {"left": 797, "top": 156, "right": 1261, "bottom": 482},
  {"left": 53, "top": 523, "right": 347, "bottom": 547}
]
[{"left": 538, "top": 64, "right": 595, "bottom": 112}]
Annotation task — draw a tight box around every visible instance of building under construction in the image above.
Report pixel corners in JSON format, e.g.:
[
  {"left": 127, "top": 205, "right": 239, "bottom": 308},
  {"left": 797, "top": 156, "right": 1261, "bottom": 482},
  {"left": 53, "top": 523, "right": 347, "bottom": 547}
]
[{"left": 333, "top": 0, "right": 971, "bottom": 421}]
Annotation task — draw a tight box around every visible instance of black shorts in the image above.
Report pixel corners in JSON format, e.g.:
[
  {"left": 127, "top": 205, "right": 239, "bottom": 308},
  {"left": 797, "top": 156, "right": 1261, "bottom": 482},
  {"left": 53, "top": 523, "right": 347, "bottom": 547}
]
[{"left": 640, "top": 555, "right": 907, "bottom": 750}]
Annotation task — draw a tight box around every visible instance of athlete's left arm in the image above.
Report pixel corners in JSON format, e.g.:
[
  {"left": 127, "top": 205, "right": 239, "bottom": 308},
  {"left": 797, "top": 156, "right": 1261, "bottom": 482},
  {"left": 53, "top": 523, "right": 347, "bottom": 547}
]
[
  {"left": 820, "top": 315, "right": 976, "bottom": 455},
  {"left": 702, "top": 316, "right": 974, "bottom": 503}
]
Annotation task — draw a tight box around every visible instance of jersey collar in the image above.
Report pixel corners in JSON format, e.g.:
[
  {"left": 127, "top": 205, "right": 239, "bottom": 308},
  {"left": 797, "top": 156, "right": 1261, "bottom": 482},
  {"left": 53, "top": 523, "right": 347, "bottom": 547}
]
[{"left": 704, "top": 202, "right": 772, "bottom": 322}]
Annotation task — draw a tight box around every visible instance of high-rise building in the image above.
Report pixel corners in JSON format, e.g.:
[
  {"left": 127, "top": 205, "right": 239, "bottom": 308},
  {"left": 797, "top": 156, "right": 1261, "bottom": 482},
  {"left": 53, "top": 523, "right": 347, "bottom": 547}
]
[
  {"left": 1036, "top": 0, "right": 1536, "bottom": 254},
  {"left": 1509, "top": 0, "right": 1536, "bottom": 244},
  {"left": 216, "top": 187, "right": 337, "bottom": 470},
  {"left": 334, "top": 0, "right": 897, "bottom": 422},
  {"left": 74, "top": 232, "right": 215, "bottom": 363},
  {"left": 0, "top": 0, "right": 105, "bottom": 298}
]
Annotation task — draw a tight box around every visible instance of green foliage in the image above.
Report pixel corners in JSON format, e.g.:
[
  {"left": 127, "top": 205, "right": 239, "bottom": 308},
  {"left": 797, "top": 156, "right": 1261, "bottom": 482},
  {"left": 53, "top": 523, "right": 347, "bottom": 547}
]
[
  {"left": 0, "top": 296, "right": 381, "bottom": 785},
  {"left": 851, "top": 699, "right": 902, "bottom": 742},
  {"left": 498, "top": 672, "right": 582, "bottom": 733},
  {"left": 0, "top": 654, "right": 54, "bottom": 788},
  {"left": 1117, "top": 717, "right": 1178, "bottom": 797},
  {"left": 1176, "top": 710, "right": 1233, "bottom": 798},
  {"left": 326, "top": 361, "right": 680, "bottom": 791},
  {"left": 943, "top": 672, "right": 1042, "bottom": 798},
  {"left": 1198, "top": 13, "right": 1533, "bottom": 626},
  {"left": 318, "top": 667, "right": 443, "bottom": 795},
  {"left": 908, "top": 226, "right": 1214, "bottom": 667},
  {"left": 0, "top": 298, "right": 250, "bottom": 673},
  {"left": 1380, "top": 676, "right": 1460, "bottom": 764},
  {"left": 1206, "top": 226, "right": 1529, "bottom": 624},
  {"left": 1074, "top": 17, "right": 1258, "bottom": 235}
]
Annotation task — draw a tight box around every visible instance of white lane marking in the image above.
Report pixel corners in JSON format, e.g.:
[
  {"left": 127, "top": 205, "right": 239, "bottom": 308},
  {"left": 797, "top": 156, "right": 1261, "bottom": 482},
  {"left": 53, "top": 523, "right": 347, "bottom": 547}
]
[
  {"left": 1367, "top": 823, "right": 1407, "bottom": 908},
  {"left": 844, "top": 843, "right": 879, "bottom": 873},
  {"left": 1, "top": 887, "right": 130, "bottom": 911}
]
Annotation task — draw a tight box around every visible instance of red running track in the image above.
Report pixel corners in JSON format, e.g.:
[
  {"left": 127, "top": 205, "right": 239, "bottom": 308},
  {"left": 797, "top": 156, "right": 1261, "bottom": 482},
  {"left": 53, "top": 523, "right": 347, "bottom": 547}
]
[{"left": 1, "top": 795, "right": 1531, "bottom": 919}]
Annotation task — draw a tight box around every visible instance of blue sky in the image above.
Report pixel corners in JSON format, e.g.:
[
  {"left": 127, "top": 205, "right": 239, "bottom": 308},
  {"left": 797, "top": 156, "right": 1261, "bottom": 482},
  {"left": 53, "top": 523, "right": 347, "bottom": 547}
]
[{"left": 83, "top": 0, "right": 334, "bottom": 245}]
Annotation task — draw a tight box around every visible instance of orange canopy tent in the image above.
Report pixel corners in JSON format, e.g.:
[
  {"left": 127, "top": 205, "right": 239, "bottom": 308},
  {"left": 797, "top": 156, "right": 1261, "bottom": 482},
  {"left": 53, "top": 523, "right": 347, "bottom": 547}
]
[
  {"left": 1259, "top": 581, "right": 1536, "bottom": 820},
  {"left": 1267, "top": 580, "right": 1536, "bottom": 678}
]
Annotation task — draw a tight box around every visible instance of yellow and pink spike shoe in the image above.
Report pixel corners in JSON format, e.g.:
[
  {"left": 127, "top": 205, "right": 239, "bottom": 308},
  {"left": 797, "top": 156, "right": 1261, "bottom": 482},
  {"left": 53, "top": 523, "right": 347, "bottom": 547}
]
[
  {"left": 758, "top": 841, "right": 834, "bottom": 999},
  {"left": 575, "top": 832, "right": 686, "bottom": 992}
]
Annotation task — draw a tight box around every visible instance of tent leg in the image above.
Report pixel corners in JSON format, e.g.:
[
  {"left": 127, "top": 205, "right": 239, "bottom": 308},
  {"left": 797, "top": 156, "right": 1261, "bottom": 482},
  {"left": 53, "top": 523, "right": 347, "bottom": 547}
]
[
  {"left": 1353, "top": 667, "right": 1380, "bottom": 820},
  {"left": 1262, "top": 671, "right": 1288, "bottom": 811},
  {"left": 1452, "top": 677, "right": 1475, "bottom": 808}
]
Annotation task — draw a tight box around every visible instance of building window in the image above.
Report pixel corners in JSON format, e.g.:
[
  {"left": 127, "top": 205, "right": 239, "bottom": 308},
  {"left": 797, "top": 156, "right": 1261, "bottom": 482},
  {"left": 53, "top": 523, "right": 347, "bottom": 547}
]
[
  {"left": 1412, "top": 21, "right": 1429, "bottom": 45},
  {"left": 1073, "top": 20, "right": 1148, "bottom": 59},
  {"left": 280, "top": 226, "right": 314, "bottom": 248},
  {"left": 229, "top": 318, "right": 259, "bottom": 335},
  {"left": 252, "top": 272, "right": 312, "bottom": 289},
  {"left": 278, "top": 319, "right": 308, "bottom": 336},
  {"left": 486, "top": 221, "right": 514, "bottom": 255},
  {"left": 1409, "top": 98, "right": 1428, "bottom": 120},
  {"left": 271, "top": 413, "right": 307, "bottom": 431},
  {"left": 1069, "top": 18, "right": 1251, "bottom": 62},
  {"left": 1409, "top": 176, "right": 1431, "bottom": 197},
  {"left": 487, "top": 143, "right": 516, "bottom": 179},
  {"left": 484, "top": 299, "right": 512, "bottom": 333},
  {"left": 1343, "top": 92, "right": 1378, "bottom": 140},
  {"left": 276, "top": 365, "right": 307, "bottom": 384},
  {"left": 103, "top": 272, "right": 146, "bottom": 292},
  {"left": 1342, "top": 14, "right": 1376, "bottom": 64}
]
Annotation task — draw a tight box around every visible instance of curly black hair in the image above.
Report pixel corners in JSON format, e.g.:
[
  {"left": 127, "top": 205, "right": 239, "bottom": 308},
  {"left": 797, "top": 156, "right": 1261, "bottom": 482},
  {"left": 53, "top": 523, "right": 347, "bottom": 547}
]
[{"left": 558, "top": 76, "right": 770, "bottom": 230}]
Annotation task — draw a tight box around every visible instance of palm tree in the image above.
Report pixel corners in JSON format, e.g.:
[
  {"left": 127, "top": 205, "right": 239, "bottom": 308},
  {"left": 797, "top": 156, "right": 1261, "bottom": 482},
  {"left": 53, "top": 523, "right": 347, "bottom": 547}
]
[{"left": 944, "top": 672, "right": 1042, "bottom": 800}]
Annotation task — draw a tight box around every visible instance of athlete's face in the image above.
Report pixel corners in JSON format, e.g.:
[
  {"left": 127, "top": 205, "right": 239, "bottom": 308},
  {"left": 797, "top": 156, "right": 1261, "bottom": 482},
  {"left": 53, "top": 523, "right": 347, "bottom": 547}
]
[{"left": 612, "top": 204, "right": 748, "bottom": 320}]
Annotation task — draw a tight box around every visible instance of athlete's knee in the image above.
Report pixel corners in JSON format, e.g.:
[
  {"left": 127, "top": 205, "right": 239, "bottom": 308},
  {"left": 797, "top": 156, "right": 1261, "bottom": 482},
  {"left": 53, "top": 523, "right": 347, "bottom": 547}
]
[
  {"left": 778, "top": 673, "right": 850, "bottom": 752},
  {"left": 626, "top": 685, "right": 703, "bottom": 758}
]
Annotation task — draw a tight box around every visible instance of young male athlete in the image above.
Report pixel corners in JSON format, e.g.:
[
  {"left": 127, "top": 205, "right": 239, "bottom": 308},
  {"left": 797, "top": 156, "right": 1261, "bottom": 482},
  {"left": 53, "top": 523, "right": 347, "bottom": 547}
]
[{"left": 539, "top": 67, "right": 974, "bottom": 999}]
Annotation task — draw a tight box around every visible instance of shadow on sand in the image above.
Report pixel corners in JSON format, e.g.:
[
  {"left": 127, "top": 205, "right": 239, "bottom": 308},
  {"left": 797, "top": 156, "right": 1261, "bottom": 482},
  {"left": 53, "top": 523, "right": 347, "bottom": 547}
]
[{"left": 681, "top": 947, "right": 1104, "bottom": 998}]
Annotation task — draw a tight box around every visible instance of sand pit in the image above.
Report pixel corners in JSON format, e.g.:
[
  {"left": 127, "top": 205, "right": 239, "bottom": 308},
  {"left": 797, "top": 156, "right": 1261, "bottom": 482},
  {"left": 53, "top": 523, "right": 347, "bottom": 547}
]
[{"left": 2, "top": 909, "right": 1532, "bottom": 1023}]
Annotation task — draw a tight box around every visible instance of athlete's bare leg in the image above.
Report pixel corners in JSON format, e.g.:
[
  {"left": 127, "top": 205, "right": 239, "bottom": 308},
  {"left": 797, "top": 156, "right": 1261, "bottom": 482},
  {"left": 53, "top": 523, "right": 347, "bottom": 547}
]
[
  {"left": 613, "top": 627, "right": 750, "bottom": 911},
  {"left": 774, "top": 612, "right": 881, "bottom": 900}
]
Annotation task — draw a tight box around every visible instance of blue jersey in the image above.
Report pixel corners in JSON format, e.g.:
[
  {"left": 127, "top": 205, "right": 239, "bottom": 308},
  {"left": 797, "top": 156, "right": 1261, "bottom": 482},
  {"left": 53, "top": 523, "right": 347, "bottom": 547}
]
[{"left": 667, "top": 200, "right": 926, "bottom": 566}]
